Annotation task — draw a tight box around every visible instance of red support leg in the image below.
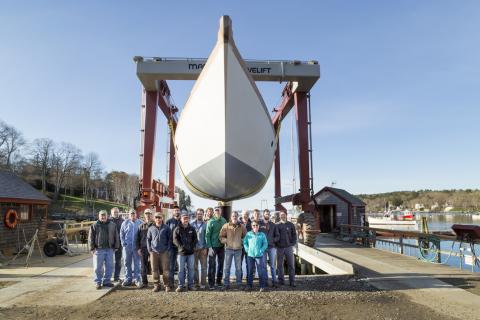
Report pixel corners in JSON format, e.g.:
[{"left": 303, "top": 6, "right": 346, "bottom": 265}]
[
  {"left": 140, "top": 90, "right": 157, "bottom": 206},
  {"left": 294, "top": 92, "right": 315, "bottom": 212},
  {"left": 274, "top": 127, "right": 285, "bottom": 211}
]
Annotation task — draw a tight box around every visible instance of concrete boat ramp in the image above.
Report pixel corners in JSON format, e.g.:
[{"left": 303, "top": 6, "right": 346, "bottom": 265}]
[
  {"left": 0, "top": 254, "right": 114, "bottom": 308},
  {"left": 310, "top": 235, "right": 480, "bottom": 320}
]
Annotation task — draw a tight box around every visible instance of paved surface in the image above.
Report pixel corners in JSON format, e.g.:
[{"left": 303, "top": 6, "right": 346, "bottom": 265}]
[
  {"left": 0, "top": 255, "right": 114, "bottom": 307},
  {"left": 315, "top": 235, "right": 480, "bottom": 320}
]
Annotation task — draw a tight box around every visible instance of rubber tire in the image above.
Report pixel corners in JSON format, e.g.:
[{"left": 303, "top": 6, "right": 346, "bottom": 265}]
[
  {"left": 298, "top": 212, "right": 316, "bottom": 247},
  {"left": 43, "top": 241, "right": 58, "bottom": 257}
]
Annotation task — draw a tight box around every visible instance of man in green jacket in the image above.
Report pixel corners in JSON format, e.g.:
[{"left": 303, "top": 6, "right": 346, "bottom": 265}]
[{"left": 205, "top": 207, "right": 227, "bottom": 289}]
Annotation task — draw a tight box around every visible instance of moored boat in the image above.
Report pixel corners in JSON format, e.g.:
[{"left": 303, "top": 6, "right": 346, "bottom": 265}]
[{"left": 368, "top": 210, "right": 417, "bottom": 226}]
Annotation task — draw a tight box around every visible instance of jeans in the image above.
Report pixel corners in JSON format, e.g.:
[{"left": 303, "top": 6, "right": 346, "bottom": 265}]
[
  {"left": 224, "top": 248, "right": 242, "bottom": 286},
  {"left": 168, "top": 250, "right": 178, "bottom": 288},
  {"left": 150, "top": 251, "right": 169, "bottom": 286},
  {"left": 246, "top": 256, "right": 267, "bottom": 288},
  {"left": 123, "top": 246, "right": 141, "bottom": 283},
  {"left": 193, "top": 248, "right": 208, "bottom": 286},
  {"left": 140, "top": 247, "right": 151, "bottom": 284},
  {"left": 208, "top": 247, "right": 225, "bottom": 286},
  {"left": 177, "top": 254, "right": 194, "bottom": 288},
  {"left": 277, "top": 246, "right": 295, "bottom": 285},
  {"left": 113, "top": 248, "right": 122, "bottom": 280},
  {"left": 263, "top": 247, "right": 277, "bottom": 284},
  {"left": 93, "top": 248, "right": 114, "bottom": 285}
]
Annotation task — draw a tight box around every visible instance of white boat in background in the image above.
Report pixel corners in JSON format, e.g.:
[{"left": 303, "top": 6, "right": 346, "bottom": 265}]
[
  {"left": 472, "top": 213, "right": 480, "bottom": 220},
  {"left": 174, "top": 16, "right": 276, "bottom": 201},
  {"left": 368, "top": 210, "right": 417, "bottom": 226}
]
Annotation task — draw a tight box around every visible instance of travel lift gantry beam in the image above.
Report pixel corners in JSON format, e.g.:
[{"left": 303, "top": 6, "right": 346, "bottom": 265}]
[{"left": 135, "top": 57, "right": 320, "bottom": 245}]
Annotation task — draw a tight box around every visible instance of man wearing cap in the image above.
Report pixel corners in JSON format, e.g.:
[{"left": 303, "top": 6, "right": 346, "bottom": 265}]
[
  {"left": 261, "top": 209, "right": 280, "bottom": 288},
  {"left": 120, "top": 209, "right": 143, "bottom": 287},
  {"left": 109, "top": 207, "right": 123, "bottom": 282},
  {"left": 219, "top": 211, "right": 247, "bottom": 290},
  {"left": 276, "top": 210, "right": 297, "bottom": 287},
  {"left": 136, "top": 209, "right": 155, "bottom": 288},
  {"left": 88, "top": 210, "right": 120, "bottom": 289},
  {"left": 205, "top": 207, "right": 227, "bottom": 289},
  {"left": 165, "top": 205, "right": 181, "bottom": 290},
  {"left": 191, "top": 208, "right": 208, "bottom": 289},
  {"left": 147, "top": 212, "right": 172, "bottom": 292},
  {"left": 173, "top": 212, "right": 197, "bottom": 292}
]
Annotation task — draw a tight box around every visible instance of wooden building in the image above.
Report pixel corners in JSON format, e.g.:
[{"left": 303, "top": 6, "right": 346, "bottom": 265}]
[
  {"left": 310, "top": 187, "right": 366, "bottom": 233},
  {"left": 0, "top": 170, "right": 50, "bottom": 254}
]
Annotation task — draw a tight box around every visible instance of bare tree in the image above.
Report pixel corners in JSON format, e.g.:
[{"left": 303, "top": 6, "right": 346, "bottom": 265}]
[
  {"left": 0, "top": 121, "right": 26, "bottom": 170},
  {"left": 82, "top": 152, "right": 103, "bottom": 204},
  {"left": 50, "top": 142, "right": 82, "bottom": 201},
  {"left": 30, "top": 138, "right": 54, "bottom": 193}
]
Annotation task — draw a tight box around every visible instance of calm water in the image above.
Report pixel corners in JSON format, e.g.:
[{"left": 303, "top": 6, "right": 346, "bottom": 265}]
[{"left": 369, "top": 213, "right": 480, "bottom": 272}]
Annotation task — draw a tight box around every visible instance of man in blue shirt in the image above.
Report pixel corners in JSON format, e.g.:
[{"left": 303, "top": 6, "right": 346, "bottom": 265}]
[
  {"left": 191, "top": 208, "right": 207, "bottom": 289},
  {"left": 120, "top": 209, "right": 142, "bottom": 287},
  {"left": 147, "top": 212, "right": 172, "bottom": 292}
]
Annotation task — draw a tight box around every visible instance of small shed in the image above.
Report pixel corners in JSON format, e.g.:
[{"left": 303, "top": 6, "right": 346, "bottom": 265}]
[
  {"left": 0, "top": 170, "right": 50, "bottom": 254},
  {"left": 310, "top": 187, "right": 366, "bottom": 232}
]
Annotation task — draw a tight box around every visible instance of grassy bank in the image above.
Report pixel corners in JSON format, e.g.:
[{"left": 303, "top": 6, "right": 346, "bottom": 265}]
[{"left": 47, "top": 194, "right": 128, "bottom": 215}]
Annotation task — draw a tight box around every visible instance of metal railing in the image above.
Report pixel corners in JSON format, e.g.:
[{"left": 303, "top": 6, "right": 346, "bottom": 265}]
[{"left": 339, "top": 224, "right": 480, "bottom": 272}]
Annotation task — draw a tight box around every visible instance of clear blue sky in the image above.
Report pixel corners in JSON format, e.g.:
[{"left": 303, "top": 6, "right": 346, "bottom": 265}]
[{"left": 1, "top": 1, "right": 479, "bottom": 210}]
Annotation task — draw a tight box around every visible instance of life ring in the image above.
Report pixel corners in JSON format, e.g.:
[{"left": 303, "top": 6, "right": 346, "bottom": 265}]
[{"left": 4, "top": 209, "right": 18, "bottom": 229}]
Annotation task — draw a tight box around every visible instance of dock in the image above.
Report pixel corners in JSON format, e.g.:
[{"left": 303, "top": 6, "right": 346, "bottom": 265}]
[{"left": 311, "top": 235, "right": 480, "bottom": 320}]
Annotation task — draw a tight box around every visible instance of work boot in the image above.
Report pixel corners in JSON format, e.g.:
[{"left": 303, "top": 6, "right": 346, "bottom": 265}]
[
  {"left": 103, "top": 283, "right": 114, "bottom": 288},
  {"left": 188, "top": 286, "right": 197, "bottom": 291},
  {"left": 152, "top": 284, "right": 161, "bottom": 293},
  {"left": 165, "top": 286, "right": 172, "bottom": 292},
  {"left": 175, "top": 287, "right": 185, "bottom": 293},
  {"left": 259, "top": 287, "right": 267, "bottom": 292},
  {"left": 289, "top": 283, "right": 296, "bottom": 288},
  {"left": 95, "top": 283, "right": 101, "bottom": 290}
]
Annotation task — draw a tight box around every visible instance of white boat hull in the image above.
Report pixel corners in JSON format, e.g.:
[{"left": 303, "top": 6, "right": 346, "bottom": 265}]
[{"left": 174, "top": 16, "right": 276, "bottom": 201}]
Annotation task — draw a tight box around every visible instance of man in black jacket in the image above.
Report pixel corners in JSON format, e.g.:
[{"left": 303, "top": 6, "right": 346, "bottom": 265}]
[
  {"left": 136, "top": 209, "right": 154, "bottom": 288},
  {"left": 110, "top": 207, "right": 123, "bottom": 282},
  {"left": 173, "top": 212, "right": 197, "bottom": 292},
  {"left": 261, "top": 209, "right": 280, "bottom": 287},
  {"left": 89, "top": 210, "right": 120, "bottom": 289},
  {"left": 276, "top": 210, "right": 297, "bottom": 287}
]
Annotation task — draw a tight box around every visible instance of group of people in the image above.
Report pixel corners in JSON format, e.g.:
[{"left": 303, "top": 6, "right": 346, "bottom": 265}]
[{"left": 88, "top": 206, "right": 297, "bottom": 293}]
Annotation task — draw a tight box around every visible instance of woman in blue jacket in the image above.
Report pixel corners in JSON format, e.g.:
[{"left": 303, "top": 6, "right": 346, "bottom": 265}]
[{"left": 243, "top": 222, "right": 268, "bottom": 291}]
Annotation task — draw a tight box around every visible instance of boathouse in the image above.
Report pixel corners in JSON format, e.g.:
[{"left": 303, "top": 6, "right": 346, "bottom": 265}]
[
  {"left": 0, "top": 170, "right": 50, "bottom": 254},
  {"left": 310, "top": 187, "right": 366, "bottom": 233}
]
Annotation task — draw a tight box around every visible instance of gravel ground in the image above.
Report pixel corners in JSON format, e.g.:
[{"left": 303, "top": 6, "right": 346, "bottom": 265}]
[{"left": 0, "top": 275, "right": 456, "bottom": 320}]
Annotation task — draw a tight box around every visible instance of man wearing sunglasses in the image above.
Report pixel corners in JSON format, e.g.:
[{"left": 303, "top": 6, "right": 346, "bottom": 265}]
[
  {"left": 243, "top": 221, "right": 268, "bottom": 292},
  {"left": 147, "top": 212, "right": 172, "bottom": 292}
]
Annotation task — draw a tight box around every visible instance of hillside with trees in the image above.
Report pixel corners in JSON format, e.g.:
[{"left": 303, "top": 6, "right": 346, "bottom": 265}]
[
  {"left": 358, "top": 189, "right": 480, "bottom": 212},
  {"left": 0, "top": 119, "right": 193, "bottom": 214}
]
